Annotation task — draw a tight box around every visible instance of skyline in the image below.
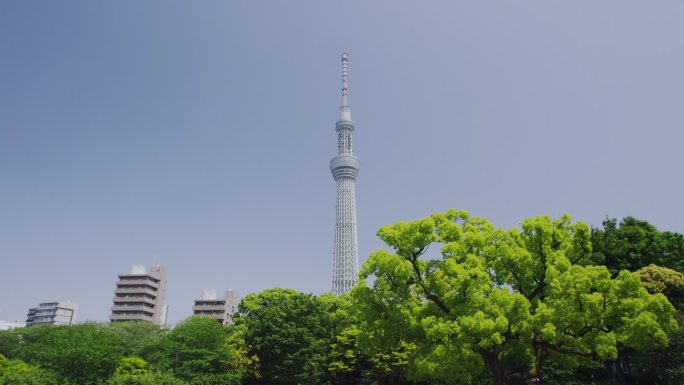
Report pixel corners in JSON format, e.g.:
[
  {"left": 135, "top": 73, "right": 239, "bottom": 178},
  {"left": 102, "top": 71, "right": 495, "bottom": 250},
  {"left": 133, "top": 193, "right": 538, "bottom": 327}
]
[{"left": 1, "top": 1, "right": 683, "bottom": 324}]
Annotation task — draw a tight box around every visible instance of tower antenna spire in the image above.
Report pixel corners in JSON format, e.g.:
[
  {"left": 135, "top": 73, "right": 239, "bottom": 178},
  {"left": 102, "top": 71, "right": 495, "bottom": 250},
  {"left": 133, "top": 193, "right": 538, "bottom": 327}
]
[{"left": 340, "top": 52, "right": 351, "bottom": 121}]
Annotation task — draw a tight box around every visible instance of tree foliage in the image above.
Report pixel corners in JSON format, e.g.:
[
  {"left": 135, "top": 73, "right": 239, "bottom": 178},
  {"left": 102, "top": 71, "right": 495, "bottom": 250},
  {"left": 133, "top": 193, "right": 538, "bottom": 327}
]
[
  {"left": 0, "top": 354, "right": 61, "bottom": 385},
  {"left": 233, "top": 288, "right": 337, "bottom": 385},
  {"left": 115, "top": 357, "right": 150, "bottom": 377},
  {"left": 353, "top": 210, "right": 677, "bottom": 385},
  {"left": 0, "top": 320, "right": 240, "bottom": 385},
  {"left": 0, "top": 323, "right": 126, "bottom": 384},
  {"left": 591, "top": 217, "right": 684, "bottom": 275},
  {"left": 107, "top": 371, "right": 188, "bottom": 385},
  {"left": 151, "top": 316, "right": 237, "bottom": 384},
  {"left": 614, "top": 265, "right": 684, "bottom": 384},
  {"left": 638, "top": 264, "right": 684, "bottom": 310},
  {"left": 590, "top": 218, "right": 684, "bottom": 384},
  {"left": 109, "top": 321, "right": 167, "bottom": 359}
]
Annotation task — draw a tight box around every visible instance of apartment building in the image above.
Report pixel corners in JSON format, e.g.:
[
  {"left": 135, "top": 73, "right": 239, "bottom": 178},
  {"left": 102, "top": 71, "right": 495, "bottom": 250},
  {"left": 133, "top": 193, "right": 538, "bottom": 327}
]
[
  {"left": 26, "top": 301, "right": 78, "bottom": 326},
  {"left": 192, "top": 289, "right": 238, "bottom": 326},
  {"left": 110, "top": 265, "right": 167, "bottom": 325}
]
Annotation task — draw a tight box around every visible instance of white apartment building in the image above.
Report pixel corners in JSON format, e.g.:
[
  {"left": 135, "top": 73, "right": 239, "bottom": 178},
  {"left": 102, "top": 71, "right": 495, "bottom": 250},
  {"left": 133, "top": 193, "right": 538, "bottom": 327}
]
[{"left": 26, "top": 301, "right": 78, "bottom": 326}]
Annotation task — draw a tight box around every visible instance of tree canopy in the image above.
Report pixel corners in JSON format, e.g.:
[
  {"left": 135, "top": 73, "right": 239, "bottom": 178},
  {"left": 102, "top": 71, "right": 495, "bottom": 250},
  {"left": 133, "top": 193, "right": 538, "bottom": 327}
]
[
  {"left": 352, "top": 210, "right": 677, "bottom": 385},
  {"left": 592, "top": 216, "right": 684, "bottom": 275},
  {"left": 232, "top": 288, "right": 339, "bottom": 385}
]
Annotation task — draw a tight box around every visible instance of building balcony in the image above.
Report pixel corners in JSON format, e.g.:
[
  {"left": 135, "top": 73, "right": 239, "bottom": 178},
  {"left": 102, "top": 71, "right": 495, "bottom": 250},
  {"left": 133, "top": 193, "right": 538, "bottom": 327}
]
[
  {"left": 114, "top": 287, "right": 158, "bottom": 297},
  {"left": 193, "top": 312, "right": 226, "bottom": 319},
  {"left": 116, "top": 280, "right": 160, "bottom": 289},
  {"left": 111, "top": 304, "right": 155, "bottom": 314},
  {"left": 109, "top": 313, "right": 154, "bottom": 322},
  {"left": 113, "top": 296, "right": 156, "bottom": 306},
  {"left": 32, "top": 318, "right": 55, "bottom": 324},
  {"left": 192, "top": 305, "right": 226, "bottom": 312}
]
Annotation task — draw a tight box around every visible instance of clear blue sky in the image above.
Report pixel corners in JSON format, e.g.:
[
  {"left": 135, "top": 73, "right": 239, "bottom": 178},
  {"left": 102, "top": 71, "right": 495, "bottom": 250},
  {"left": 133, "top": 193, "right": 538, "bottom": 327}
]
[{"left": 1, "top": 1, "right": 683, "bottom": 325}]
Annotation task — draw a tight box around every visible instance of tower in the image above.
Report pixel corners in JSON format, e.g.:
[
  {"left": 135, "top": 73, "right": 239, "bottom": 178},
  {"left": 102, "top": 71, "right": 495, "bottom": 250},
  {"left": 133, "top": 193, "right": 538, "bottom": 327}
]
[{"left": 331, "top": 53, "right": 360, "bottom": 295}]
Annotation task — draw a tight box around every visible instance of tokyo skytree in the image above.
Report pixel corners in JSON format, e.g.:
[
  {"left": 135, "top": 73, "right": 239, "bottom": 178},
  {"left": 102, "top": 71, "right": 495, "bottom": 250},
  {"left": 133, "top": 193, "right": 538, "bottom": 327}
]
[{"left": 331, "top": 53, "right": 360, "bottom": 295}]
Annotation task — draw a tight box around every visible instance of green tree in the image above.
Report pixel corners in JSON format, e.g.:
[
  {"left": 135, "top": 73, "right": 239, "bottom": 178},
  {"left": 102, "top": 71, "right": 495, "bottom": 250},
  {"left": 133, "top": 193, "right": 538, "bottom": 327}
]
[
  {"left": 233, "top": 288, "right": 336, "bottom": 385},
  {"left": 590, "top": 217, "right": 684, "bottom": 384},
  {"left": 0, "top": 356, "right": 61, "bottom": 385},
  {"left": 616, "top": 265, "right": 684, "bottom": 384},
  {"left": 329, "top": 326, "right": 361, "bottom": 384},
  {"left": 329, "top": 323, "right": 425, "bottom": 385},
  {"left": 109, "top": 321, "right": 167, "bottom": 359},
  {"left": 224, "top": 324, "right": 259, "bottom": 380},
  {"left": 114, "top": 357, "right": 150, "bottom": 376},
  {"left": 354, "top": 211, "right": 529, "bottom": 385},
  {"left": 638, "top": 264, "right": 684, "bottom": 310},
  {"left": 0, "top": 325, "right": 54, "bottom": 360},
  {"left": 327, "top": 294, "right": 412, "bottom": 385},
  {"left": 108, "top": 356, "right": 189, "bottom": 385},
  {"left": 591, "top": 217, "right": 684, "bottom": 275},
  {"left": 152, "top": 316, "right": 236, "bottom": 384},
  {"left": 354, "top": 210, "right": 677, "bottom": 385},
  {"left": 0, "top": 323, "right": 126, "bottom": 384}
]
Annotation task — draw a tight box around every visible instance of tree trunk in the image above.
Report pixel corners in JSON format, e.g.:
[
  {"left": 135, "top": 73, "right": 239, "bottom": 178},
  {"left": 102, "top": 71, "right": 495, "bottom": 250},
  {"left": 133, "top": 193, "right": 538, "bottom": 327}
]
[
  {"left": 530, "top": 342, "right": 544, "bottom": 383},
  {"left": 605, "top": 357, "right": 632, "bottom": 385},
  {"left": 482, "top": 351, "right": 508, "bottom": 385}
]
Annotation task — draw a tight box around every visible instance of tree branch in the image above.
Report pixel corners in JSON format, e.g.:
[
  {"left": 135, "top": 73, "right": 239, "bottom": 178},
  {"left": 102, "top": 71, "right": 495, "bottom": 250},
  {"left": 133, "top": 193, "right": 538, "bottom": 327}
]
[
  {"left": 527, "top": 240, "right": 547, "bottom": 301},
  {"left": 539, "top": 341, "right": 594, "bottom": 359},
  {"left": 408, "top": 249, "right": 451, "bottom": 315}
]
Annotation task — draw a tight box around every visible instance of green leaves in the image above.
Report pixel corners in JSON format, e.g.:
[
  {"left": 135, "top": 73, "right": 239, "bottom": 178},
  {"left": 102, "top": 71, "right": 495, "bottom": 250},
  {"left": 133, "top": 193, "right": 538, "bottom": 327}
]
[
  {"left": 377, "top": 218, "right": 438, "bottom": 257},
  {"left": 638, "top": 264, "right": 684, "bottom": 309},
  {"left": 0, "top": 354, "right": 62, "bottom": 385},
  {"left": 592, "top": 216, "right": 684, "bottom": 275},
  {"left": 0, "top": 323, "right": 127, "bottom": 384},
  {"left": 152, "top": 317, "right": 233, "bottom": 383},
  {"left": 115, "top": 357, "right": 150, "bottom": 376},
  {"left": 0, "top": 319, "right": 247, "bottom": 385},
  {"left": 353, "top": 210, "right": 678, "bottom": 385},
  {"left": 233, "top": 288, "right": 337, "bottom": 385}
]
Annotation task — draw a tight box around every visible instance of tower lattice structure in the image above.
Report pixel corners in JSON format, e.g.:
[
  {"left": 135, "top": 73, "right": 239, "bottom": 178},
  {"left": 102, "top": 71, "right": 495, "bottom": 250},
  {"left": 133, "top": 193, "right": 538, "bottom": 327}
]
[{"left": 331, "top": 53, "right": 360, "bottom": 295}]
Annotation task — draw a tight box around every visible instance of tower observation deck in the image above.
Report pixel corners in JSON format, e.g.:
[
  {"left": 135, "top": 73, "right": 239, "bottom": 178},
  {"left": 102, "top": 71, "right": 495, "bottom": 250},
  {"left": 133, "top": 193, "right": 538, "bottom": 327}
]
[{"left": 331, "top": 53, "right": 360, "bottom": 295}]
